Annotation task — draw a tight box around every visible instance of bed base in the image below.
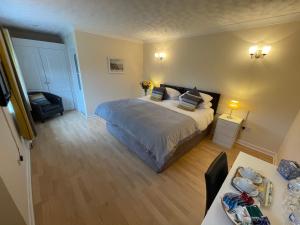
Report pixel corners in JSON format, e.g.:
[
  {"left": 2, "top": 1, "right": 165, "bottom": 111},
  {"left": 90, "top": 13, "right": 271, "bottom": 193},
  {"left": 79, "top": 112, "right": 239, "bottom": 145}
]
[{"left": 106, "top": 122, "right": 211, "bottom": 173}]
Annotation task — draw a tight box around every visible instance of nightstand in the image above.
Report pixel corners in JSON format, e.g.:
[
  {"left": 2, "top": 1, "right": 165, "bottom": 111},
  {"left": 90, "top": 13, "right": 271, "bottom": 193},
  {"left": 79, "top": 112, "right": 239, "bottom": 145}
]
[{"left": 213, "top": 114, "right": 243, "bottom": 149}]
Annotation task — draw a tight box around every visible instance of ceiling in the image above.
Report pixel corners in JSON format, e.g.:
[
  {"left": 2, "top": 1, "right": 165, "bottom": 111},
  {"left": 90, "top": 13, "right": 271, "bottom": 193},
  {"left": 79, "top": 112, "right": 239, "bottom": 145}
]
[{"left": 1, "top": 0, "right": 300, "bottom": 42}]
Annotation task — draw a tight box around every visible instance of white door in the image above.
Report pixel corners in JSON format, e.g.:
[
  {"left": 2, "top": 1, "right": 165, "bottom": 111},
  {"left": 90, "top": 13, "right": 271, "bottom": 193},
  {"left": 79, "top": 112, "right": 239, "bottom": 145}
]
[
  {"left": 39, "top": 48, "right": 74, "bottom": 110},
  {"left": 13, "top": 46, "right": 49, "bottom": 91}
]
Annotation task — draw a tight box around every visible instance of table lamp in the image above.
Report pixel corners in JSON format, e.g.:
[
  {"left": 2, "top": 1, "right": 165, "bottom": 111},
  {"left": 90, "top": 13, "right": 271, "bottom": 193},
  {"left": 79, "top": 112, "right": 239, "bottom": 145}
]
[{"left": 228, "top": 100, "right": 240, "bottom": 119}]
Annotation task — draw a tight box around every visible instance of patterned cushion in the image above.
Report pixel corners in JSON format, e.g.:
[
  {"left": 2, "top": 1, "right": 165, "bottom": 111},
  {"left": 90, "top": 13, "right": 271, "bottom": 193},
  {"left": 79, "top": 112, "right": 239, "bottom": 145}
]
[
  {"left": 178, "top": 91, "right": 203, "bottom": 111},
  {"left": 150, "top": 87, "right": 166, "bottom": 101},
  {"left": 188, "top": 87, "right": 201, "bottom": 97},
  {"left": 29, "top": 93, "right": 51, "bottom": 105}
]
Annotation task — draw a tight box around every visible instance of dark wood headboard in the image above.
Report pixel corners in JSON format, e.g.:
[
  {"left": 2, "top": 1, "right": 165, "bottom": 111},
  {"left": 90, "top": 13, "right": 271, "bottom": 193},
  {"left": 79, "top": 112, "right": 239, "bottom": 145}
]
[{"left": 160, "top": 84, "right": 221, "bottom": 114}]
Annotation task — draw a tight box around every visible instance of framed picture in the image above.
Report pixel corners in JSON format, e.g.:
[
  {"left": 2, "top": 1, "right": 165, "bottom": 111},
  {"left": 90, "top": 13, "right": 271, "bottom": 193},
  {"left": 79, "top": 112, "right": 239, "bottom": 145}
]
[{"left": 108, "top": 57, "right": 124, "bottom": 74}]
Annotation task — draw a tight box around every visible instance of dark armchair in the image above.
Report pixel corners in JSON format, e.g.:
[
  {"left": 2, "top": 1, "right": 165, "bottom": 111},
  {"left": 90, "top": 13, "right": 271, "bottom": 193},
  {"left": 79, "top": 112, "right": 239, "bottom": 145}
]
[{"left": 28, "top": 91, "right": 64, "bottom": 122}]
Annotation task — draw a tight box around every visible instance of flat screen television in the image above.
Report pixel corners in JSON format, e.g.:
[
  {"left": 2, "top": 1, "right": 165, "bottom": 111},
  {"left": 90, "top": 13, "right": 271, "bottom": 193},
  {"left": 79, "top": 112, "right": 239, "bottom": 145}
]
[{"left": 0, "top": 58, "right": 10, "bottom": 107}]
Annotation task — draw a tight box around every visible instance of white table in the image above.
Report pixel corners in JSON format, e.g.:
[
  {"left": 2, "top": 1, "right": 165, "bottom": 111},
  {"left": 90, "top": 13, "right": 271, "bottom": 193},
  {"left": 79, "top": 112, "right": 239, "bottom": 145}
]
[{"left": 201, "top": 152, "right": 288, "bottom": 225}]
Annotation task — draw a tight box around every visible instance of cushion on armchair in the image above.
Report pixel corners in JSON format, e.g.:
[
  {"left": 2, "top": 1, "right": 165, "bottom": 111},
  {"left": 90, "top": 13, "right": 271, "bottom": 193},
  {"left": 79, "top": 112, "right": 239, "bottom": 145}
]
[{"left": 29, "top": 93, "right": 50, "bottom": 105}]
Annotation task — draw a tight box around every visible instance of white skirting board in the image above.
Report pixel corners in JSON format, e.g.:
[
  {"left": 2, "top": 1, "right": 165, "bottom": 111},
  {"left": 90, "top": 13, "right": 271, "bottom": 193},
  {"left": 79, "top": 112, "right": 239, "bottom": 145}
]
[
  {"left": 237, "top": 139, "right": 277, "bottom": 164},
  {"left": 272, "top": 154, "right": 279, "bottom": 165}
]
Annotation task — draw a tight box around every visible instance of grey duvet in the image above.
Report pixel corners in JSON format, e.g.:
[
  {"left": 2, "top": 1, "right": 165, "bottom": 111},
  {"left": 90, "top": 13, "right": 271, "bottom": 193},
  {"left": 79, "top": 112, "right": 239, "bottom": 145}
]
[{"left": 95, "top": 99, "right": 199, "bottom": 169}]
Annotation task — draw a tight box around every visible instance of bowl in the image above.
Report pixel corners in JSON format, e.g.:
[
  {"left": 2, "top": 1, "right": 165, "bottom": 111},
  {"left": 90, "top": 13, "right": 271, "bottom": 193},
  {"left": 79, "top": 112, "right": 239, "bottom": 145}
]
[
  {"left": 233, "top": 177, "right": 259, "bottom": 197},
  {"left": 238, "top": 167, "right": 263, "bottom": 184},
  {"left": 288, "top": 177, "right": 300, "bottom": 194}
]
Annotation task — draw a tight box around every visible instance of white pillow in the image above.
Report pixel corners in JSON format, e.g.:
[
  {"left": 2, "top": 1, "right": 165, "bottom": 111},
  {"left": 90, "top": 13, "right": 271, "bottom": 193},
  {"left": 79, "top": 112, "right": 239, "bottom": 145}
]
[
  {"left": 199, "top": 92, "right": 213, "bottom": 103},
  {"left": 166, "top": 87, "right": 181, "bottom": 100},
  {"left": 199, "top": 102, "right": 212, "bottom": 109}
]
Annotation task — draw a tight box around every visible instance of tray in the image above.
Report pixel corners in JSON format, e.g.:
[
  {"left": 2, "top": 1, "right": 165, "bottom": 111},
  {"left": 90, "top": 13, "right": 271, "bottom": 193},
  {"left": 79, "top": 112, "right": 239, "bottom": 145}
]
[{"left": 231, "top": 167, "right": 273, "bottom": 207}]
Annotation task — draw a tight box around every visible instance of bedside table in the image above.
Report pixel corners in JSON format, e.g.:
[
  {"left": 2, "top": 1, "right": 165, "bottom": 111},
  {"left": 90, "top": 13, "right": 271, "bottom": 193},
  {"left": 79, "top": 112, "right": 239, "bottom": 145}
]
[{"left": 213, "top": 114, "right": 243, "bottom": 149}]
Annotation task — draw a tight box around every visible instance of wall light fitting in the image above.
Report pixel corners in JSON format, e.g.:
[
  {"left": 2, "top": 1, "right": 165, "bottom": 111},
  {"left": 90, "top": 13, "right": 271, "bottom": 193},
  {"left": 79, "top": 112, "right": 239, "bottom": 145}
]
[
  {"left": 154, "top": 52, "right": 166, "bottom": 60},
  {"left": 249, "top": 45, "right": 271, "bottom": 59}
]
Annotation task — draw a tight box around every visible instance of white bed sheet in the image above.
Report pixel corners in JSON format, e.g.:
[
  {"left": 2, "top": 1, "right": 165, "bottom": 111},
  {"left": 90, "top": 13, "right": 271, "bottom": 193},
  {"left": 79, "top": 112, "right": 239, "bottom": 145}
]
[{"left": 139, "top": 96, "right": 214, "bottom": 131}]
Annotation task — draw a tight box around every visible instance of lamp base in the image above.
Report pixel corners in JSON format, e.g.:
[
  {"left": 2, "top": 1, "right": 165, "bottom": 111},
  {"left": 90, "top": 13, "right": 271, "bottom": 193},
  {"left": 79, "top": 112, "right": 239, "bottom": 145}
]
[{"left": 227, "top": 109, "right": 234, "bottom": 119}]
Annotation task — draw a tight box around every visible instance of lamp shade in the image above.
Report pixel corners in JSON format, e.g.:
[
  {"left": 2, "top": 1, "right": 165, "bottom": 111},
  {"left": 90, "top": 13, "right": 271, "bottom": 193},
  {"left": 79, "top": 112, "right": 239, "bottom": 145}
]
[
  {"left": 249, "top": 45, "right": 258, "bottom": 55},
  {"left": 262, "top": 45, "right": 271, "bottom": 55},
  {"left": 228, "top": 100, "right": 240, "bottom": 110},
  {"left": 154, "top": 52, "right": 166, "bottom": 60}
]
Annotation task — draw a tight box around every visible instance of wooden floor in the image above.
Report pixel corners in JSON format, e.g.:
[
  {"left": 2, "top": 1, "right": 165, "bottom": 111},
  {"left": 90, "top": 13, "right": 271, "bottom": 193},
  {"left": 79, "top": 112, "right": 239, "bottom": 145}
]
[{"left": 31, "top": 111, "right": 272, "bottom": 225}]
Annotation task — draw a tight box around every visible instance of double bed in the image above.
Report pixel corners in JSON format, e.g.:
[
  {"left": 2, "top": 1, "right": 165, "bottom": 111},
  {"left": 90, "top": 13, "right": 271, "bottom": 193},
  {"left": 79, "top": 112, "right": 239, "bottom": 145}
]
[{"left": 96, "top": 84, "right": 220, "bottom": 172}]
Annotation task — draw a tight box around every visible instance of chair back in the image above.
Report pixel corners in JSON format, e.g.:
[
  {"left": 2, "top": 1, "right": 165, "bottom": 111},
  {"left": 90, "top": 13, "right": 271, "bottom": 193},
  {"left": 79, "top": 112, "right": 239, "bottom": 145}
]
[{"left": 205, "top": 152, "right": 228, "bottom": 214}]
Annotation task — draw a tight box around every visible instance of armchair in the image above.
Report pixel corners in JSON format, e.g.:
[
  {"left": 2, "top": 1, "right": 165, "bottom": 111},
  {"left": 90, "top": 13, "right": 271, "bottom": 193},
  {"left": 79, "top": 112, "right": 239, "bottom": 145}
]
[{"left": 28, "top": 91, "right": 64, "bottom": 122}]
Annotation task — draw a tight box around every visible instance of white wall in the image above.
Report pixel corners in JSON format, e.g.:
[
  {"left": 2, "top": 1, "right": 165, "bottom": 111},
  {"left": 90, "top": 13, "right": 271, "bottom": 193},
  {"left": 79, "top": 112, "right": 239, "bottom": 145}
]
[
  {"left": 0, "top": 106, "right": 34, "bottom": 225},
  {"left": 75, "top": 31, "right": 143, "bottom": 115},
  {"left": 143, "top": 21, "right": 300, "bottom": 154},
  {"left": 278, "top": 108, "right": 300, "bottom": 163}
]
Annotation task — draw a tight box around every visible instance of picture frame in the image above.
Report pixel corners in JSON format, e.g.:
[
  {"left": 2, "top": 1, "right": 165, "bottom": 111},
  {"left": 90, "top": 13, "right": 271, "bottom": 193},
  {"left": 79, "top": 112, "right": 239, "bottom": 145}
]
[{"left": 107, "top": 57, "right": 124, "bottom": 74}]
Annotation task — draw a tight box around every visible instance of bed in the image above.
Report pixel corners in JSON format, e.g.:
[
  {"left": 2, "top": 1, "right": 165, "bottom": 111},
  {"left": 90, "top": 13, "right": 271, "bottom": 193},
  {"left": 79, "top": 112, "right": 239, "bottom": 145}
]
[{"left": 95, "top": 84, "right": 220, "bottom": 172}]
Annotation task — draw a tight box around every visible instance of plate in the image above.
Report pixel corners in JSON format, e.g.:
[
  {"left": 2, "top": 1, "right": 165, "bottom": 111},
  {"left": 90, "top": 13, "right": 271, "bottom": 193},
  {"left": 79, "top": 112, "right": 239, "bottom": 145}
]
[
  {"left": 221, "top": 201, "right": 240, "bottom": 225},
  {"left": 221, "top": 192, "right": 271, "bottom": 225},
  {"left": 222, "top": 193, "right": 253, "bottom": 225},
  {"left": 238, "top": 167, "right": 263, "bottom": 184}
]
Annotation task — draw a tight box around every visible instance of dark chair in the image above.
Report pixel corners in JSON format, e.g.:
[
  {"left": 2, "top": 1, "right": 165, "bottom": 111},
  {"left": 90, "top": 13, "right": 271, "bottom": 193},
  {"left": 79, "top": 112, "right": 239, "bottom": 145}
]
[
  {"left": 28, "top": 91, "right": 64, "bottom": 122},
  {"left": 205, "top": 152, "right": 228, "bottom": 215}
]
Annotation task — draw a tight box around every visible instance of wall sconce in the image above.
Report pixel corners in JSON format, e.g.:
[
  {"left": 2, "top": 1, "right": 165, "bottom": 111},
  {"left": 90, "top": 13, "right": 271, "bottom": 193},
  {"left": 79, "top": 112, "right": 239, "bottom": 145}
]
[
  {"left": 154, "top": 52, "right": 166, "bottom": 61},
  {"left": 249, "top": 45, "right": 271, "bottom": 59}
]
